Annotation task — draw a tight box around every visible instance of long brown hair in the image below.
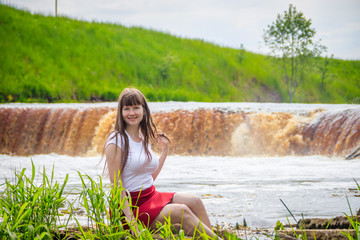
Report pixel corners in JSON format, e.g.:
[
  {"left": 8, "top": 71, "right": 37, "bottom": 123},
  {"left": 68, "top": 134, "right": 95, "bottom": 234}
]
[{"left": 108, "top": 88, "right": 158, "bottom": 174}]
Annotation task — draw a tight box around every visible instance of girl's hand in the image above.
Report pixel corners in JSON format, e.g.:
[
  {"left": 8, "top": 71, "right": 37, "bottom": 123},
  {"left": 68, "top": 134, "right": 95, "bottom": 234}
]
[
  {"left": 158, "top": 133, "right": 170, "bottom": 154},
  {"left": 130, "top": 226, "right": 140, "bottom": 237},
  {"left": 125, "top": 217, "right": 140, "bottom": 237},
  {"left": 153, "top": 133, "right": 171, "bottom": 180}
]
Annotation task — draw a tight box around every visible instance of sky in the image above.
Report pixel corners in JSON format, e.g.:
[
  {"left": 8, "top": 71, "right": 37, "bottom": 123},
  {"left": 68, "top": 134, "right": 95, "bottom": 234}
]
[{"left": 3, "top": 0, "right": 360, "bottom": 60}]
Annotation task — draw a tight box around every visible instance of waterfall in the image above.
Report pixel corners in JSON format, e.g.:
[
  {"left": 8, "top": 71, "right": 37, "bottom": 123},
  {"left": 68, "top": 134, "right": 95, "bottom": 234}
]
[{"left": 0, "top": 105, "right": 359, "bottom": 157}]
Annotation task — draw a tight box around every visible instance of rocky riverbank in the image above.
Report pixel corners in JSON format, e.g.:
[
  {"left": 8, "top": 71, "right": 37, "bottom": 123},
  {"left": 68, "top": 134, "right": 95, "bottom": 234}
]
[
  {"left": 57, "top": 212, "right": 359, "bottom": 240},
  {"left": 276, "top": 209, "right": 360, "bottom": 240}
]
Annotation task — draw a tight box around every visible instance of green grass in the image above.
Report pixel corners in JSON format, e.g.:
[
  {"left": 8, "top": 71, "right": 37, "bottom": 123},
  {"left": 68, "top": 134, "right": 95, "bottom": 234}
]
[
  {"left": 0, "top": 162, "right": 243, "bottom": 239},
  {"left": 341, "top": 179, "right": 360, "bottom": 240},
  {"left": 0, "top": 4, "right": 359, "bottom": 103},
  {"left": 0, "top": 161, "right": 70, "bottom": 239}
]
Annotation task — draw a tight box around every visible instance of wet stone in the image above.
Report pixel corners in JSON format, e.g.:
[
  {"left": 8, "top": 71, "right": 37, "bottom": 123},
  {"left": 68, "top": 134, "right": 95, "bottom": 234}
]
[
  {"left": 297, "top": 215, "right": 359, "bottom": 229},
  {"left": 278, "top": 211, "right": 360, "bottom": 240}
]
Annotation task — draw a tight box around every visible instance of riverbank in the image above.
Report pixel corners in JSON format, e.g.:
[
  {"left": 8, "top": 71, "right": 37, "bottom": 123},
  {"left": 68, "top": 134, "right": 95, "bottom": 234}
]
[
  {"left": 55, "top": 218, "right": 359, "bottom": 240},
  {"left": 1, "top": 158, "right": 359, "bottom": 239},
  {"left": 1, "top": 154, "right": 359, "bottom": 228},
  {"left": 2, "top": 4, "right": 360, "bottom": 103}
]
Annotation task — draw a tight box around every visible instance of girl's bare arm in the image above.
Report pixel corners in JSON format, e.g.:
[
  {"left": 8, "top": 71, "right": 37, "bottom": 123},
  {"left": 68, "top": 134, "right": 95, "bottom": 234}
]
[
  {"left": 152, "top": 135, "right": 170, "bottom": 180},
  {"left": 106, "top": 145, "right": 137, "bottom": 225}
]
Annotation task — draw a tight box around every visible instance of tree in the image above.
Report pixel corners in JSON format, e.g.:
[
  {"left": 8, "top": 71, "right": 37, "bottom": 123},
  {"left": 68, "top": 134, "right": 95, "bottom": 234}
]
[
  {"left": 317, "top": 54, "right": 335, "bottom": 91},
  {"left": 263, "top": 4, "right": 326, "bottom": 102}
]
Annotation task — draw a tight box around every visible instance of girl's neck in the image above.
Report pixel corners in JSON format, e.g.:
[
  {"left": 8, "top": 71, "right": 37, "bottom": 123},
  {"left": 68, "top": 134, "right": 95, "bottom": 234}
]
[{"left": 125, "top": 126, "right": 142, "bottom": 142}]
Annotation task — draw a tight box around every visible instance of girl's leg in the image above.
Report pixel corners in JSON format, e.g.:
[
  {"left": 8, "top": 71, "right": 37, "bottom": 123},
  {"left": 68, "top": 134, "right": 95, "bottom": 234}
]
[
  {"left": 150, "top": 203, "right": 215, "bottom": 237},
  {"left": 171, "top": 192, "right": 212, "bottom": 228}
]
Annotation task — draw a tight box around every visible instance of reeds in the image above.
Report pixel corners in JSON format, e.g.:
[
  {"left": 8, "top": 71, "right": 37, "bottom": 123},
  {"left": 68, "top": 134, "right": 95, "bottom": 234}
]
[
  {"left": 75, "top": 172, "right": 140, "bottom": 239},
  {"left": 341, "top": 179, "right": 360, "bottom": 240},
  {"left": 0, "top": 161, "right": 70, "bottom": 239},
  {"left": 0, "top": 162, "right": 241, "bottom": 239}
]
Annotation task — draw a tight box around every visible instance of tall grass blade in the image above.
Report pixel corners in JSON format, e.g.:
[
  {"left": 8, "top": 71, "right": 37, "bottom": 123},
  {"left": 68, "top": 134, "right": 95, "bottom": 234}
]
[
  {"left": 57, "top": 173, "right": 69, "bottom": 198},
  {"left": 280, "top": 199, "right": 297, "bottom": 223},
  {"left": 31, "top": 158, "right": 36, "bottom": 183},
  {"left": 12, "top": 203, "right": 30, "bottom": 229},
  {"left": 354, "top": 178, "right": 360, "bottom": 190}
]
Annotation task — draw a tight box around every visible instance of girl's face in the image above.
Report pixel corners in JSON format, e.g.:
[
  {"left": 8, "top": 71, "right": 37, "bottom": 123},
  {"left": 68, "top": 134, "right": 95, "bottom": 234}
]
[{"left": 122, "top": 104, "right": 144, "bottom": 127}]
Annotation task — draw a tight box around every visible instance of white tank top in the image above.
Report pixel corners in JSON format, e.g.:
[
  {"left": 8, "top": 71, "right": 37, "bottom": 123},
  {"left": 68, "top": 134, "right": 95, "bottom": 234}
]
[{"left": 105, "top": 131, "right": 159, "bottom": 192}]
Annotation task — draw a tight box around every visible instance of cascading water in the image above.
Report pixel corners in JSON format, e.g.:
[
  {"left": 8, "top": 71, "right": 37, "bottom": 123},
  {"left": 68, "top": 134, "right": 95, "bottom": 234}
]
[{"left": 1, "top": 104, "right": 359, "bottom": 157}]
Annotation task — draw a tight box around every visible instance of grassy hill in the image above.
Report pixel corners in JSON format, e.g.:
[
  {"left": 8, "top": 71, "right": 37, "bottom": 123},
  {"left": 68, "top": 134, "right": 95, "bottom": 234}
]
[{"left": 0, "top": 4, "right": 359, "bottom": 103}]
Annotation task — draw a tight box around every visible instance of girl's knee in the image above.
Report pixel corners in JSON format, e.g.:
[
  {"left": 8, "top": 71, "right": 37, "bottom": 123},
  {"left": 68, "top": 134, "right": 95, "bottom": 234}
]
[
  {"left": 173, "top": 204, "right": 198, "bottom": 225},
  {"left": 173, "top": 203, "right": 192, "bottom": 216},
  {"left": 160, "top": 203, "right": 190, "bottom": 219},
  {"left": 193, "top": 194, "right": 203, "bottom": 204},
  {"left": 153, "top": 203, "right": 191, "bottom": 227},
  {"left": 188, "top": 194, "right": 204, "bottom": 208},
  {"left": 172, "top": 193, "right": 206, "bottom": 212}
]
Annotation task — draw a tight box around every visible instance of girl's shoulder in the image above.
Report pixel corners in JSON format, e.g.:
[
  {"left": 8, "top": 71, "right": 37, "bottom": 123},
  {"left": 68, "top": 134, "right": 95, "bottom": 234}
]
[{"left": 105, "top": 131, "right": 125, "bottom": 150}]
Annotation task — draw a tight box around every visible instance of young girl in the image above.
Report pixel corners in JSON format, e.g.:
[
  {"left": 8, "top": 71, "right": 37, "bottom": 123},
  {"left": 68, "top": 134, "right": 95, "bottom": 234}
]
[{"left": 105, "top": 88, "right": 216, "bottom": 237}]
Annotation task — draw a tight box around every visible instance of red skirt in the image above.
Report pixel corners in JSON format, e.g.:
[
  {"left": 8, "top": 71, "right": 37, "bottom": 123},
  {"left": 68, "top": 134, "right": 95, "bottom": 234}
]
[{"left": 130, "top": 185, "right": 175, "bottom": 227}]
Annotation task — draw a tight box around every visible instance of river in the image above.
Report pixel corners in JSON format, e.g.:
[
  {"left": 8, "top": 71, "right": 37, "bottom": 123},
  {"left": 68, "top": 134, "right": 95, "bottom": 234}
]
[{"left": 0, "top": 102, "right": 359, "bottom": 228}]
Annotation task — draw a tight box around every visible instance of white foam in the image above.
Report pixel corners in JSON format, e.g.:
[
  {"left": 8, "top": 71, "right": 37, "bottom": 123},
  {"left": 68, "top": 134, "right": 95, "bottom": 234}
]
[{"left": 1, "top": 102, "right": 359, "bottom": 114}]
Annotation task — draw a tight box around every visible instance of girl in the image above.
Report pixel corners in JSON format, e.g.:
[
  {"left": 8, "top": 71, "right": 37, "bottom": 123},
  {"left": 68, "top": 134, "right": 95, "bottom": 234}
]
[{"left": 105, "top": 88, "right": 216, "bottom": 237}]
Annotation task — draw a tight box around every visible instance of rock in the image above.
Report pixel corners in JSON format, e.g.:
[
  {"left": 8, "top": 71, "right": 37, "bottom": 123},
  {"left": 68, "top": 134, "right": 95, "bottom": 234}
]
[
  {"left": 278, "top": 229, "right": 356, "bottom": 240},
  {"left": 298, "top": 215, "right": 359, "bottom": 229},
  {"left": 278, "top": 212, "right": 360, "bottom": 240},
  {"left": 297, "top": 218, "right": 329, "bottom": 229}
]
